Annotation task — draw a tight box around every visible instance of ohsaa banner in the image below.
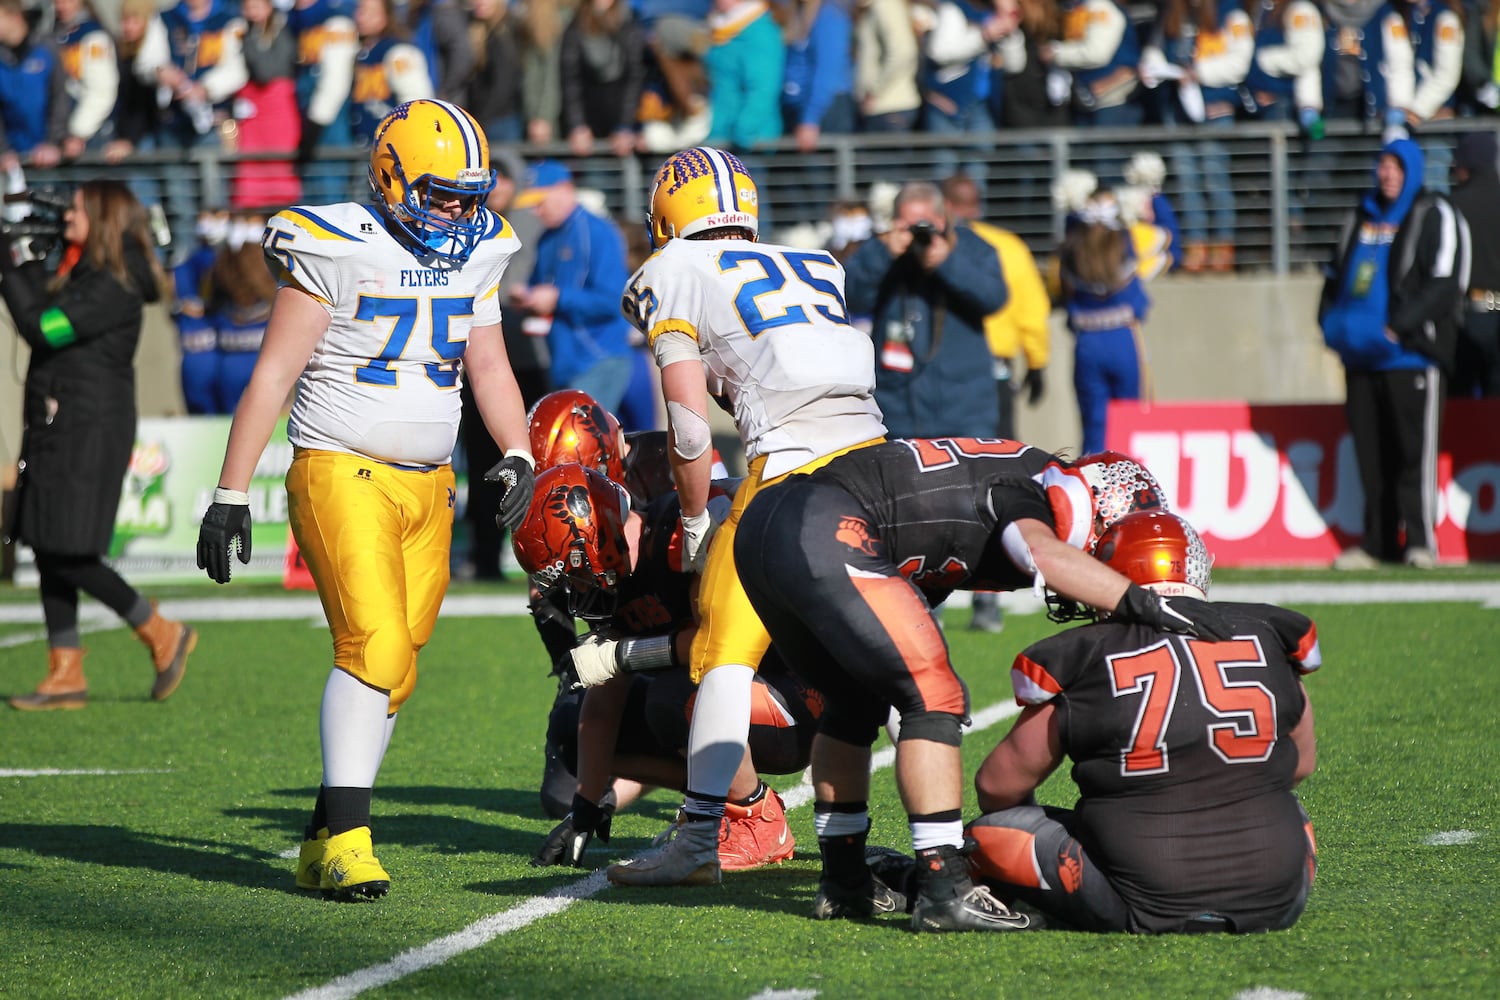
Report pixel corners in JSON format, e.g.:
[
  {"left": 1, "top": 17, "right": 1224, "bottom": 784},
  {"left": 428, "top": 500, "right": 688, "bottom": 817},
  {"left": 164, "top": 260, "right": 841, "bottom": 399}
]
[{"left": 1106, "top": 400, "right": 1500, "bottom": 566}]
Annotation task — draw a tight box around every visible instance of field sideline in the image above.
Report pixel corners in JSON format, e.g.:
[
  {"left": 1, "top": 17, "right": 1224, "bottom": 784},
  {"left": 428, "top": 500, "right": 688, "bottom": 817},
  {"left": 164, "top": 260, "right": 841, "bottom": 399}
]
[{"left": 1, "top": 576, "right": 1496, "bottom": 999}]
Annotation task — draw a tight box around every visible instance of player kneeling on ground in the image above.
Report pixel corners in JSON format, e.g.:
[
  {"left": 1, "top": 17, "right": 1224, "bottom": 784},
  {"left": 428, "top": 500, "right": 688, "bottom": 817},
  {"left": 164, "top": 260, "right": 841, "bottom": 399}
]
[
  {"left": 873, "top": 512, "right": 1320, "bottom": 933},
  {"left": 513, "top": 464, "right": 815, "bottom": 872}
]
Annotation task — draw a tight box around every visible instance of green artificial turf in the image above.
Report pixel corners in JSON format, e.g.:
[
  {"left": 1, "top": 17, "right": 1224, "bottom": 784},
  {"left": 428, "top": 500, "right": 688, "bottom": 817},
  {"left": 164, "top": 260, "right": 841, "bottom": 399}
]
[{"left": 0, "top": 598, "right": 1495, "bottom": 999}]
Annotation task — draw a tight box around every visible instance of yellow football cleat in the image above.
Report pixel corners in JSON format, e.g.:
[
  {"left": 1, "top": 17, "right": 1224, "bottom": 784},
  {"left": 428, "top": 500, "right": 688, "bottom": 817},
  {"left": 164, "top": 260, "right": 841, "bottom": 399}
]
[
  {"left": 321, "top": 826, "right": 391, "bottom": 902},
  {"left": 295, "top": 828, "right": 329, "bottom": 891}
]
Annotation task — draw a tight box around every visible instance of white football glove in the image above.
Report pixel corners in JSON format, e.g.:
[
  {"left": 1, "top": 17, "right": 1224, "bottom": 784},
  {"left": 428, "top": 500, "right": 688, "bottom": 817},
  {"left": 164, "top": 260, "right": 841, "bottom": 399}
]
[
  {"left": 681, "top": 494, "right": 732, "bottom": 573},
  {"left": 567, "top": 635, "right": 623, "bottom": 688}
]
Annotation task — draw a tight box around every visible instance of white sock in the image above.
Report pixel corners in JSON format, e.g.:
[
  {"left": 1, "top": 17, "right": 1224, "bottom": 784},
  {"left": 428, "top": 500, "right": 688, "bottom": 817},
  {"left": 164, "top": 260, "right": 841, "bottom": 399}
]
[
  {"left": 684, "top": 663, "right": 754, "bottom": 819},
  {"left": 911, "top": 820, "right": 964, "bottom": 852},
  {"left": 320, "top": 669, "right": 390, "bottom": 788},
  {"left": 814, "top": 810, "right": 870, "bottom": 838},
  {"left": 374, "top": 712, "right": 398, "bottom": 779}
]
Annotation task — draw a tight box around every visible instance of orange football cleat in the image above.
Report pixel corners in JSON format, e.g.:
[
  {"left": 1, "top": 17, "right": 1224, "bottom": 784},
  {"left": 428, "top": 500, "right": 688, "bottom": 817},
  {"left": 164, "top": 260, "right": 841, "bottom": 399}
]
[{"left": 719, "top": 787, "right": 796, "bottom": 872}]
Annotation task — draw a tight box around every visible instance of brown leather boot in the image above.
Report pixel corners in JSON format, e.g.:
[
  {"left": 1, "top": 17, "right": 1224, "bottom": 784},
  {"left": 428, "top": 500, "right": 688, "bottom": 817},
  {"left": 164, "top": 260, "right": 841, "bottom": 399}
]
[
  {"left": 1209, "top": 243, "right": 1236, "bottom": 273},
  {"left": 9, "top": 648, "right": 88, "bottom": 711},
  {"left": 1181, "top": 242, "right": 1209, "bottom": 273},
  {"left": 136, "top": 602, "right": 196, "bottom": 701}
]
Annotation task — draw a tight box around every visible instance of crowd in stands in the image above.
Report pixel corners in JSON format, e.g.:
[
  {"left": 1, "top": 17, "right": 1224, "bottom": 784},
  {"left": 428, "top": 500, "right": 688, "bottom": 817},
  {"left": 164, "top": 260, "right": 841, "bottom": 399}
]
[
  {"left": 8, "top": 1, "right": 1497, "bottom": 185},
  {"left": 0, "top": 0, "right": 1490, "bottom": 274}
]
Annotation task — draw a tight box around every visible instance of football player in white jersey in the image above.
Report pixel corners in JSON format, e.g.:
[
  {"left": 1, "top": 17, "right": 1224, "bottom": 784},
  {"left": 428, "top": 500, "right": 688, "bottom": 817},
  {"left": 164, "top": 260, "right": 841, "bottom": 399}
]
[
  {"left": 606, "top": 146, "right": 888, "bottom": 887},
  {"left": 195, "top": 99, "right": 537, "bottom": 902}
]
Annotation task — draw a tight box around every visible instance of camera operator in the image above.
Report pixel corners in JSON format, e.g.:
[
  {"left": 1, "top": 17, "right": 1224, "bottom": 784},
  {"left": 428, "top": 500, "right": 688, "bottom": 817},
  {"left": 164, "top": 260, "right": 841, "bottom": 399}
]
[
  {"left": 2, "top": 180, "right": 196, "bottom": 711},
  {"left": 844, "top": 179, "right": 1009, "bottom": 440}
]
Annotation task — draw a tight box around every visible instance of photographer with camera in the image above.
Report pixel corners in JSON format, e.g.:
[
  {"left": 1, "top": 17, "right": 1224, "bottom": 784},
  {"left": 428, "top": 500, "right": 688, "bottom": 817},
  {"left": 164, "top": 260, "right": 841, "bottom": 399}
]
[
  {"left": 2, "top": 180, "right": 196, "bottom": 711},
  {"left": 845, "top": 179, "right": 1009, "bottom": 442}
]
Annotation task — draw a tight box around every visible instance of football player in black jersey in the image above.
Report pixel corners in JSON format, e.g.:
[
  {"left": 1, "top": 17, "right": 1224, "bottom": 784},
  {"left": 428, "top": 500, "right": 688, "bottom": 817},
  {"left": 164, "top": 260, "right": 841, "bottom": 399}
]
[
  {"left": 735, "top": 441, "right": 1234, "bottom": 932},
  {"left": 523, "top": 390, "right": 708, "bottom": 818},
  {"left": 513, "top": 464, "right": 819, "bottom": 872},
  {"left": 967, "top": 510, "right": 1318, "bottom": 933},
  {"left": 877, "top": 510, "right": 1319, "bottom": 933}
]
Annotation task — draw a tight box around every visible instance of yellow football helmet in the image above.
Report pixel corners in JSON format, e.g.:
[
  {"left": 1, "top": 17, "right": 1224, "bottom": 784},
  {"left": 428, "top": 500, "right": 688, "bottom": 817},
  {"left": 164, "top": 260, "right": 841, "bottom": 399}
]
[
  {"left": 368, "top": 99, "right": 496, "bottom": 263},
  {"left": 647, "top": 146, "right": 759, "bottom": 248}
]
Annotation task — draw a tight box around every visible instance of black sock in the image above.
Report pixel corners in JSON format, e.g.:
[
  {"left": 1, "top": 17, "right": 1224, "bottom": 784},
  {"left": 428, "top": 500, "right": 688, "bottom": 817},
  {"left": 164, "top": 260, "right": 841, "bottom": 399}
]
[
  {"left": 732, "top": 781, "right": 767, "bottom": 807},
  {"left": 307, "top": 785, "right": 328, "bottom": 840},
  {"left": 323, "top": 786, "right": 373, "bottom": 837}
]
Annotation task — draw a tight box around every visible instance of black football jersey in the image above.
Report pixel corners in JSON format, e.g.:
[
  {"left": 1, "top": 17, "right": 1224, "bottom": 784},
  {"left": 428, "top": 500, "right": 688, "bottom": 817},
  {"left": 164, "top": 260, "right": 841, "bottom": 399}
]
[
  {"left": 1010, "top": 601, "right": 1321, "bottom": 929},
  {"left": 808, "top": 438, "right": 1057, "bottom": 593},
  {"left": 609, "top": 492, "right": 695, "bottom": 637},
  {"left": 622, "top": 430, "right": 676, "bottom": 511}
]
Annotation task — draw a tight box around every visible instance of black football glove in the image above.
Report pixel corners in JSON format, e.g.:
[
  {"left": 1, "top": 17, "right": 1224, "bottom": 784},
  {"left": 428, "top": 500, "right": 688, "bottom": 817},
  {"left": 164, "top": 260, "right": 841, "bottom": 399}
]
[
  {"left": 1113, "top": 583, "right": 1234, "bottom": 642},
  {"left": 486, "top": 452, "right": 536, "bottom": 534},
  {"left": 196, "top": 493, "right": 253, "bottom": 584},
  {"left": 532, "top": 792, "right": 616, "bottom": 867},
  {"left": 1023, "top": 367, "right": 1045, "bottom": 406}
]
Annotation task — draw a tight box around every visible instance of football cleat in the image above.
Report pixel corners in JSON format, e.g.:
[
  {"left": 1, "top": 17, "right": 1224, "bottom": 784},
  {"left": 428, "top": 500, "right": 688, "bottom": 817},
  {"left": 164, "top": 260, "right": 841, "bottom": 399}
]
[
  {"left": 908, "top": 843, "right": 1030, "bottom": 933},
  {"left": 321, "top": 826, "right": 391, "bottom": 902},
  {"left": 607, "top": 817, "right": 721, "bottom": 887},
  {"left": 864, "top": 845, "right": 918, "bottom": 912},
  {"left": 647, "top": 146, "right": 759, "bottom": 248},
  {"left": 719, "top": 787, "right": 796, "bottom": 872},
  {"left": 911, "top": 883, "right": 1032, "bottom": 933},
  {"left": 295, "top": 827, "right": 330, "bottom": 891},
  {"left": 368, "top": 99, "right": 496, "bottom": 264},
  {"left": 811, "top": 873, "right": 907, "bottom": 921}
]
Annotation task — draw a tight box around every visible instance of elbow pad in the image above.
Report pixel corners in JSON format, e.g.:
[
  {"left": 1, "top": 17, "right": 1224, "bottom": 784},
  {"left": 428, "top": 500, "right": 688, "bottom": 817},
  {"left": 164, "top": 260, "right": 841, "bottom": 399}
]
[{"left": 666, "top": 400, "right": 711, "bottom": 461}]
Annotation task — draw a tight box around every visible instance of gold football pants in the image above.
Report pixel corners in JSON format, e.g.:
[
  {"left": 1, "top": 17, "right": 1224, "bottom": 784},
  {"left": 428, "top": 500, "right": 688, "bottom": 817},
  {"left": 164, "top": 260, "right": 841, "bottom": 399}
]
[
  {"left": 286, "top": 449, "right": 455, "bottom": 711},
  {"left": 691, "top": 438, "right": 884, "bottom": 682}
]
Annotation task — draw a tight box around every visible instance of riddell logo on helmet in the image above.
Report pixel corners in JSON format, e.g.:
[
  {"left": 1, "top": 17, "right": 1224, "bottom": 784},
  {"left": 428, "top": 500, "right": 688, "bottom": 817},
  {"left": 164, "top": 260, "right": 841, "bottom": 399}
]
[
  {"left": 458, "top": 168, "right": 488, "bottom": 183},
  {"left": 710, "top": 212, "right": 756, "bottom": 228}
]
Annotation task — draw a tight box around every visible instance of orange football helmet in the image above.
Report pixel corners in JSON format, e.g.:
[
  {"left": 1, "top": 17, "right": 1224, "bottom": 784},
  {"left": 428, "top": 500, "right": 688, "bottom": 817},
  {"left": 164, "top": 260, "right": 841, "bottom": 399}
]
[
  {"left": 527, "top": 390, "right": 625, "bottom": 482},
  {"left": 1095, "top": 511, "right": 1211, "bottom": 600},
  {"left": 1044, "top": 451, "right": 1168, "bottom": 552},
  {"left": 511, "top": 464, "right": 632, "bottom": 619}
]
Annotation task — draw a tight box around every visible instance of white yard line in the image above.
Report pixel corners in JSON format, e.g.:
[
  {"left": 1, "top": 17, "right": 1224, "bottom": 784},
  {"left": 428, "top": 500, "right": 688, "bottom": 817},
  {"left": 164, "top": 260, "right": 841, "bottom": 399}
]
[
  {"left": 0, "top": 768, "right": 171, "bottom": 777},
  {"left": 1231, "top": 990, "right": 1308, "bottom": 1000},
  {"left": 1422, "top": 830, "right": 1480, "bottom": 846},
  {"left": 3, "top": 581, "right": 1498, "bottom": 631},
  {"left": 283, "top": 700, "right": 1025, "bottom": 1000}
]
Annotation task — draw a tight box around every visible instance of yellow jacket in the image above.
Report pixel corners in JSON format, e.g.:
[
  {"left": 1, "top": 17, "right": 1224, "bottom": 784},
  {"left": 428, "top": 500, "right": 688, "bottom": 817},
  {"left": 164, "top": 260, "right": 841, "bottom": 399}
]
[{"left": 968, "top": 220, "right": 1050, "bottom": 370}]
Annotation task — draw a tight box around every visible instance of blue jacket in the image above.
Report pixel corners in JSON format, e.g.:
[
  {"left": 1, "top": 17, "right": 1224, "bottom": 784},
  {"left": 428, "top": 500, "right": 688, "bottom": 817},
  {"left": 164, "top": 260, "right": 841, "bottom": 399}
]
[
  {"left": 530, "top": 205, "right": 635, "bottom": 385},
  {"left": 845, "top": 229, "right": 1008, "bottom": 438},
  {"left": 0, "top": 33, "right": 66, "bottom": 155},
  {"left": 1321, "top": 139, "right": 1467, "bottom": 372},
  {"left": 782, "top": 0, "right": 853, "bottom": 127}
]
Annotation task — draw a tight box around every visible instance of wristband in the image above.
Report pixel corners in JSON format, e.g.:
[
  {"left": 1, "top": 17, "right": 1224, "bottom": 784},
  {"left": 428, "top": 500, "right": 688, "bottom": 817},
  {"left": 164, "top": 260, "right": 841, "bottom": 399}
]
[
  {"left": 507, "top": 449, "right": 536, "bottom": 470},
  {"left": 616, "top": 633, "right": 678, "bottom": 673},
  {"left": 214, "top": 487, "right": 251, "bottom": 505}
]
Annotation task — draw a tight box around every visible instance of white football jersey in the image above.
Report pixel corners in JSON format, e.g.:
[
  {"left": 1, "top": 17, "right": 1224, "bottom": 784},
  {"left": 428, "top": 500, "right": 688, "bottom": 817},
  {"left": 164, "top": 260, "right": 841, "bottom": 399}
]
[
  {"left": 624, "top": 238, "right": 886, "bottom": 479},
  {"left": 263, "top": 203, "right": 520, "bottom": 466}
]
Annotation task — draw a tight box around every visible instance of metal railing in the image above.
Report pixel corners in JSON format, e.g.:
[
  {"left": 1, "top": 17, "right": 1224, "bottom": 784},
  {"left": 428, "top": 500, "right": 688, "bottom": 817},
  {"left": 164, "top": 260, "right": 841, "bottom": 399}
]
[{"left": 33, "top": 118, "right": 1497, "bottom": 274}]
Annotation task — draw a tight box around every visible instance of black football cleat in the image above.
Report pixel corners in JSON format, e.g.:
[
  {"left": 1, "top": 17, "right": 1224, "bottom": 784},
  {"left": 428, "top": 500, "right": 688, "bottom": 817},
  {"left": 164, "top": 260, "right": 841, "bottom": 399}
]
[
  {"left": 811, "top": 873, "right": 906, "bottom": 921},
  {"left": 912, "top": 883, "right": 1030, "bottom": 933}
]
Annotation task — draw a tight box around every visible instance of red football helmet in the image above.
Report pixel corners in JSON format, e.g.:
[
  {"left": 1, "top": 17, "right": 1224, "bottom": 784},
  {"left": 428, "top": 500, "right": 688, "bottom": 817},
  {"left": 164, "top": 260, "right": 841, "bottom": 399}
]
[
  {"left": 511, "top": 464, "right": 632, "bottom": 618},
  {"left": 1044, "top": 451, "right": 1168, "bottom": 552},
  {"left": 527, "top": 390, "right": 625, "bottom": 482},
  {"left": 1095, "top": 511, "right": 1211, "bottom": 599}
]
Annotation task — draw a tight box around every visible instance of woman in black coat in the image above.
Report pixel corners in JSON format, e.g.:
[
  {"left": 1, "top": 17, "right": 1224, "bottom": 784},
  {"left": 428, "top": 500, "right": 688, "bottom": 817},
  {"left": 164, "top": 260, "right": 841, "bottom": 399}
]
[{"left": 3, "top": 180, "right": 196, "bottom": 710}]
